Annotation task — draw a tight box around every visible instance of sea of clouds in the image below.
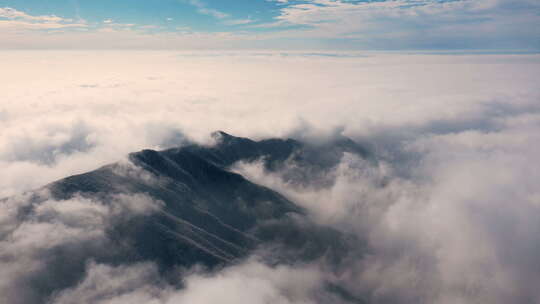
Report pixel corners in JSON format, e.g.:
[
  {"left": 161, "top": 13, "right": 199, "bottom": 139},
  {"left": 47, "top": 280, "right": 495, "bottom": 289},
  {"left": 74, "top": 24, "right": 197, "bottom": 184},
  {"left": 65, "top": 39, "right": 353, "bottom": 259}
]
[{"left": 1, "top": 51, "right": 539, "bottom": 303}]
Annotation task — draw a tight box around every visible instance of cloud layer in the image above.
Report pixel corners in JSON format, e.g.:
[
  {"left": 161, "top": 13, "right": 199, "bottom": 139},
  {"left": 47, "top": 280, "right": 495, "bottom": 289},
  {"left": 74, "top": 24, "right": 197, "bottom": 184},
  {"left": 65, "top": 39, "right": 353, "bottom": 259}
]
[{"left": 1, "top": 51, "right": 539, "bottom": 303}]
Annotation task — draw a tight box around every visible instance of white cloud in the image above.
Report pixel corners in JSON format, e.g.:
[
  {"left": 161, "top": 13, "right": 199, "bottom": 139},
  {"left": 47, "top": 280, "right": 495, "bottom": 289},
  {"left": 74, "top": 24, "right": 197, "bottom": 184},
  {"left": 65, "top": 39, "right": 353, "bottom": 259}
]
[
  {"left": 51, "top": 262, "right": 166, "bottom": 304},
  {"left": 234, "top": 114, "right": 540, "bottom": 302},
  {"left": 167, "top": 259, "right": 324, "bottom": 304},
  {"left": 186, "top": 0, "right": 229, "bottom": 19},
  {"left": 0, "top": 7, "right": 86, "bottom": 30},
  {"left": 0, "top": 51, "right": 539, "bottom": 303},
  {"left": 0, "top": 51, "right": 538, "bottom": 196},
  {"left": 1, "top": 1, "right": 538, "bottom": 50},
  {"left": 0, "top": 7, "right": 249, "bottom": 49},
  {"left": 0, "top": 7, "right": 66, "bottom": 22},
  {"left": 0, "top": 191, "right": 163, "bottom": 304},
  {"left": 258, "top": 0, "right": 540, "bottom": 50},
  {"left": 224, "top": 18, "right": 256, "bottom": 26},
  {"left": 51, "top": 257, "right": 326, "bottom": 304}
]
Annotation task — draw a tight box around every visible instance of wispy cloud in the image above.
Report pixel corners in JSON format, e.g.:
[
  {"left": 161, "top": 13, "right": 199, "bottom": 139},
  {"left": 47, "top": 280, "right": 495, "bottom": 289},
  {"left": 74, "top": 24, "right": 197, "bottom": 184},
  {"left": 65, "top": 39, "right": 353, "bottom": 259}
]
[
  {"left": 0, "top": 7, "right": 66, "bottom": 22},
  {"left": 183, "top": 1, "right": 257, "bottom": 27},
  {"left": 0, "top": 7, "right": 86, "bottom": 30},
  {"left": 0, "top": 0, "right": 538, "bottom": 50},
  {"left": 257, "top": 0, "right": 540, "bottom": 50},
  {"left": 185, "top": 0, "right": 229, "bottom": 19},
  {"left": 223, "top": 18, "right": 256, "bottom": 26}
]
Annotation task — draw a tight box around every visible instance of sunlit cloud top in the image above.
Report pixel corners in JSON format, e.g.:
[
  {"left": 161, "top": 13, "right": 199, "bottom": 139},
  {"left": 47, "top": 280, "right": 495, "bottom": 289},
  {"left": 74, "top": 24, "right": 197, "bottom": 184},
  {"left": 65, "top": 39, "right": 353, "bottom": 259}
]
[{"left": 0, "top": 0, "right": 539, "bottom": 50}]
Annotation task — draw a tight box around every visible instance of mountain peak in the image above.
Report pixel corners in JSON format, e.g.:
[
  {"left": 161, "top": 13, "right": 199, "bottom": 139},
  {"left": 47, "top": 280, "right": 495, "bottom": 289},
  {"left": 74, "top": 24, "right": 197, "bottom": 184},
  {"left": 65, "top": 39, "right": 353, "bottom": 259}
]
[
  {"left": 211, "top": 130, "right": 236, "bottom": 141},
  {"left": 9, "top": 131, "right": 357, "bottom": 303}
]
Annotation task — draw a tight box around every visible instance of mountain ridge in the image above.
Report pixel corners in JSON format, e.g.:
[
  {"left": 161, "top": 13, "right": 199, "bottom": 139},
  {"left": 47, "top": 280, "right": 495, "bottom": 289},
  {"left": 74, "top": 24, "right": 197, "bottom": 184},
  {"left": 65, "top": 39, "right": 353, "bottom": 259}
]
[{"left": 2, "top": 131, "right": 369, "bottom": 304}]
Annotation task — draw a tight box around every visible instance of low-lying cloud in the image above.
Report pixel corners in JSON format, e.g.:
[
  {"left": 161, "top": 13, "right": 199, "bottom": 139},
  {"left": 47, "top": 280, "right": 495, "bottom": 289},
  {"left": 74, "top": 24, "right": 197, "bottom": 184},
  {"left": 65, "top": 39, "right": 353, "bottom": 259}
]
[
  {"left": 234, "top": 104, "right": 540, "bottom": 303},
  {"left": 0, "top": 192, "right": 163, "bottom": 304},
  {"left": 0, "top": 51, "right": 539, "bottom": 303}
]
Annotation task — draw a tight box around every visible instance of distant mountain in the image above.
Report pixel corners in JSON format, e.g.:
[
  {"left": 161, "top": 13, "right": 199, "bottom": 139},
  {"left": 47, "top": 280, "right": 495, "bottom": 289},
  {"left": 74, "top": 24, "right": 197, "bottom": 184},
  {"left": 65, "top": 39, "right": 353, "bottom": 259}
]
[{"left": 4, "top": 131, "right": 370, "bottom": 303}]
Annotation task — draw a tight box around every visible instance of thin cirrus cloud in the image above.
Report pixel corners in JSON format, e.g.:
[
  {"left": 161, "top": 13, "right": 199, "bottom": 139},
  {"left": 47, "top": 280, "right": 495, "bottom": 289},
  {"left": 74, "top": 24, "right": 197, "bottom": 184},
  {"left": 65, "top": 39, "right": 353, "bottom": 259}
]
[{"left": 183, "top": 0, "right": 229, "bottom": 19}]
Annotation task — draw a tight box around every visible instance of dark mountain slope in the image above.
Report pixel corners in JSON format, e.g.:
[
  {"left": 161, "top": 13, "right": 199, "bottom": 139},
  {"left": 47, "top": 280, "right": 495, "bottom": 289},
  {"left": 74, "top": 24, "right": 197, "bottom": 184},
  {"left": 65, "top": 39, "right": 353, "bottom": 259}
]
[
  {"left": 4, "top": 131, "right": 369, "bottom": 304},
  {"left": 186, "top": 130, "right": 370, "bottom": 170}
]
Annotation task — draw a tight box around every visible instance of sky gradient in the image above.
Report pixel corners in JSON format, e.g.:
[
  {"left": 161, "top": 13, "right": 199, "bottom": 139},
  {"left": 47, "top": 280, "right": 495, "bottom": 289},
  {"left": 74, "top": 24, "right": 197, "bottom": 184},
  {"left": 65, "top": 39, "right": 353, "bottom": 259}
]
[{"left": 1, "top": 0, "right": 539, "bottom": 50}]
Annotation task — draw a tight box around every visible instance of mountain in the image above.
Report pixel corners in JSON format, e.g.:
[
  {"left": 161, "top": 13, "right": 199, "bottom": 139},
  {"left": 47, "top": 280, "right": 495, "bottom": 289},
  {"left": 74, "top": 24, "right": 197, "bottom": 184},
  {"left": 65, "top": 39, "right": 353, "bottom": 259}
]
[{"left": 3, "top": 131, "right": 370, "bottom": 303}]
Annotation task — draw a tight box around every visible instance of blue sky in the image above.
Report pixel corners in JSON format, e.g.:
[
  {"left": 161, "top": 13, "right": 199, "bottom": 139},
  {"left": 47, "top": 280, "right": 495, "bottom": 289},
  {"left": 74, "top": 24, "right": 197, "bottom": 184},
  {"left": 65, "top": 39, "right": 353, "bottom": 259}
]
[
  {"left": 0, "top": 0, "right": 539, "bottom": 50},
  {"left": 0, "top": 0, "right": 290, "bottom": 32}
]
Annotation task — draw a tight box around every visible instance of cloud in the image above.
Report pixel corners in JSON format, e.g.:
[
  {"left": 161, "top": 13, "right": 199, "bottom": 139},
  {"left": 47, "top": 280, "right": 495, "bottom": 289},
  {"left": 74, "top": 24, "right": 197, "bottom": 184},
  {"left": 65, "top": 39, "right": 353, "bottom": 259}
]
[
  {"left": 1, "top": 51, "right": 538, "bottom": 197},
  {"left": 51, "top": 262, "right": 166, "bottom": 304},
  {"left": 0, "top": 7, "right": 66, "bottom": 23},
  {"left": 185, "top": 0, "right": 229, "bottom": 19},
  {"left": 0, "top": 7, "right": 86, "bottom": 30},
  {"left": 167, "top": 259, "right": 326, "bottom": 304},
  {"left": 0, "top": 26, "right": 254, "bottom": 50},
  {"left": 2, "top": 0, "right": 538, "bottom": 50},
  {"left": 0, "top": 120, "right": 95, "bottom": 165},
  {"left": 0, "top": 7, "right": 249, "bottom": 49},
  {"left": 232, "top": 100, "right": 540, "bottom": 303},
  {"left": 0, "top": 190, "right": 163, "bottom": 304},
  {"left": 183, "top": 1, "right": 258, "bottom": 28},
  {"left": 0, "top": 51, "right": 539, "bottom": 303},
  {"left": 259, "top": 0, "right": 540, "bottom": 50},
  {"left": 50, "top": 257, "right": 328, "bottom": 304},
  {"left": 224, "top": 18, "right": 256, "bottom": 26}
]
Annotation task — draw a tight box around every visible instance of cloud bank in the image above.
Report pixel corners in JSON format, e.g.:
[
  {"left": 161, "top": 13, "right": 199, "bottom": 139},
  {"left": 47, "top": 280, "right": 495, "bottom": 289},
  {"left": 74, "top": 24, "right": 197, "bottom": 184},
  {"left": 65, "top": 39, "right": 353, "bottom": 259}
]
[{"left": 1, "top": 51, "right": 539, "bottom": 303}]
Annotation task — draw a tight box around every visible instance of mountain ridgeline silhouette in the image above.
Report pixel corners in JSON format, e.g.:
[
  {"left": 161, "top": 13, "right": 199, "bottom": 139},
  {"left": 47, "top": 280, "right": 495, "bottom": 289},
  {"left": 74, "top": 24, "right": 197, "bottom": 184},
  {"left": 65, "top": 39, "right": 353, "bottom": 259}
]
[{"left": 5, "top": 131, "right": 371, "bottom": 303}]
